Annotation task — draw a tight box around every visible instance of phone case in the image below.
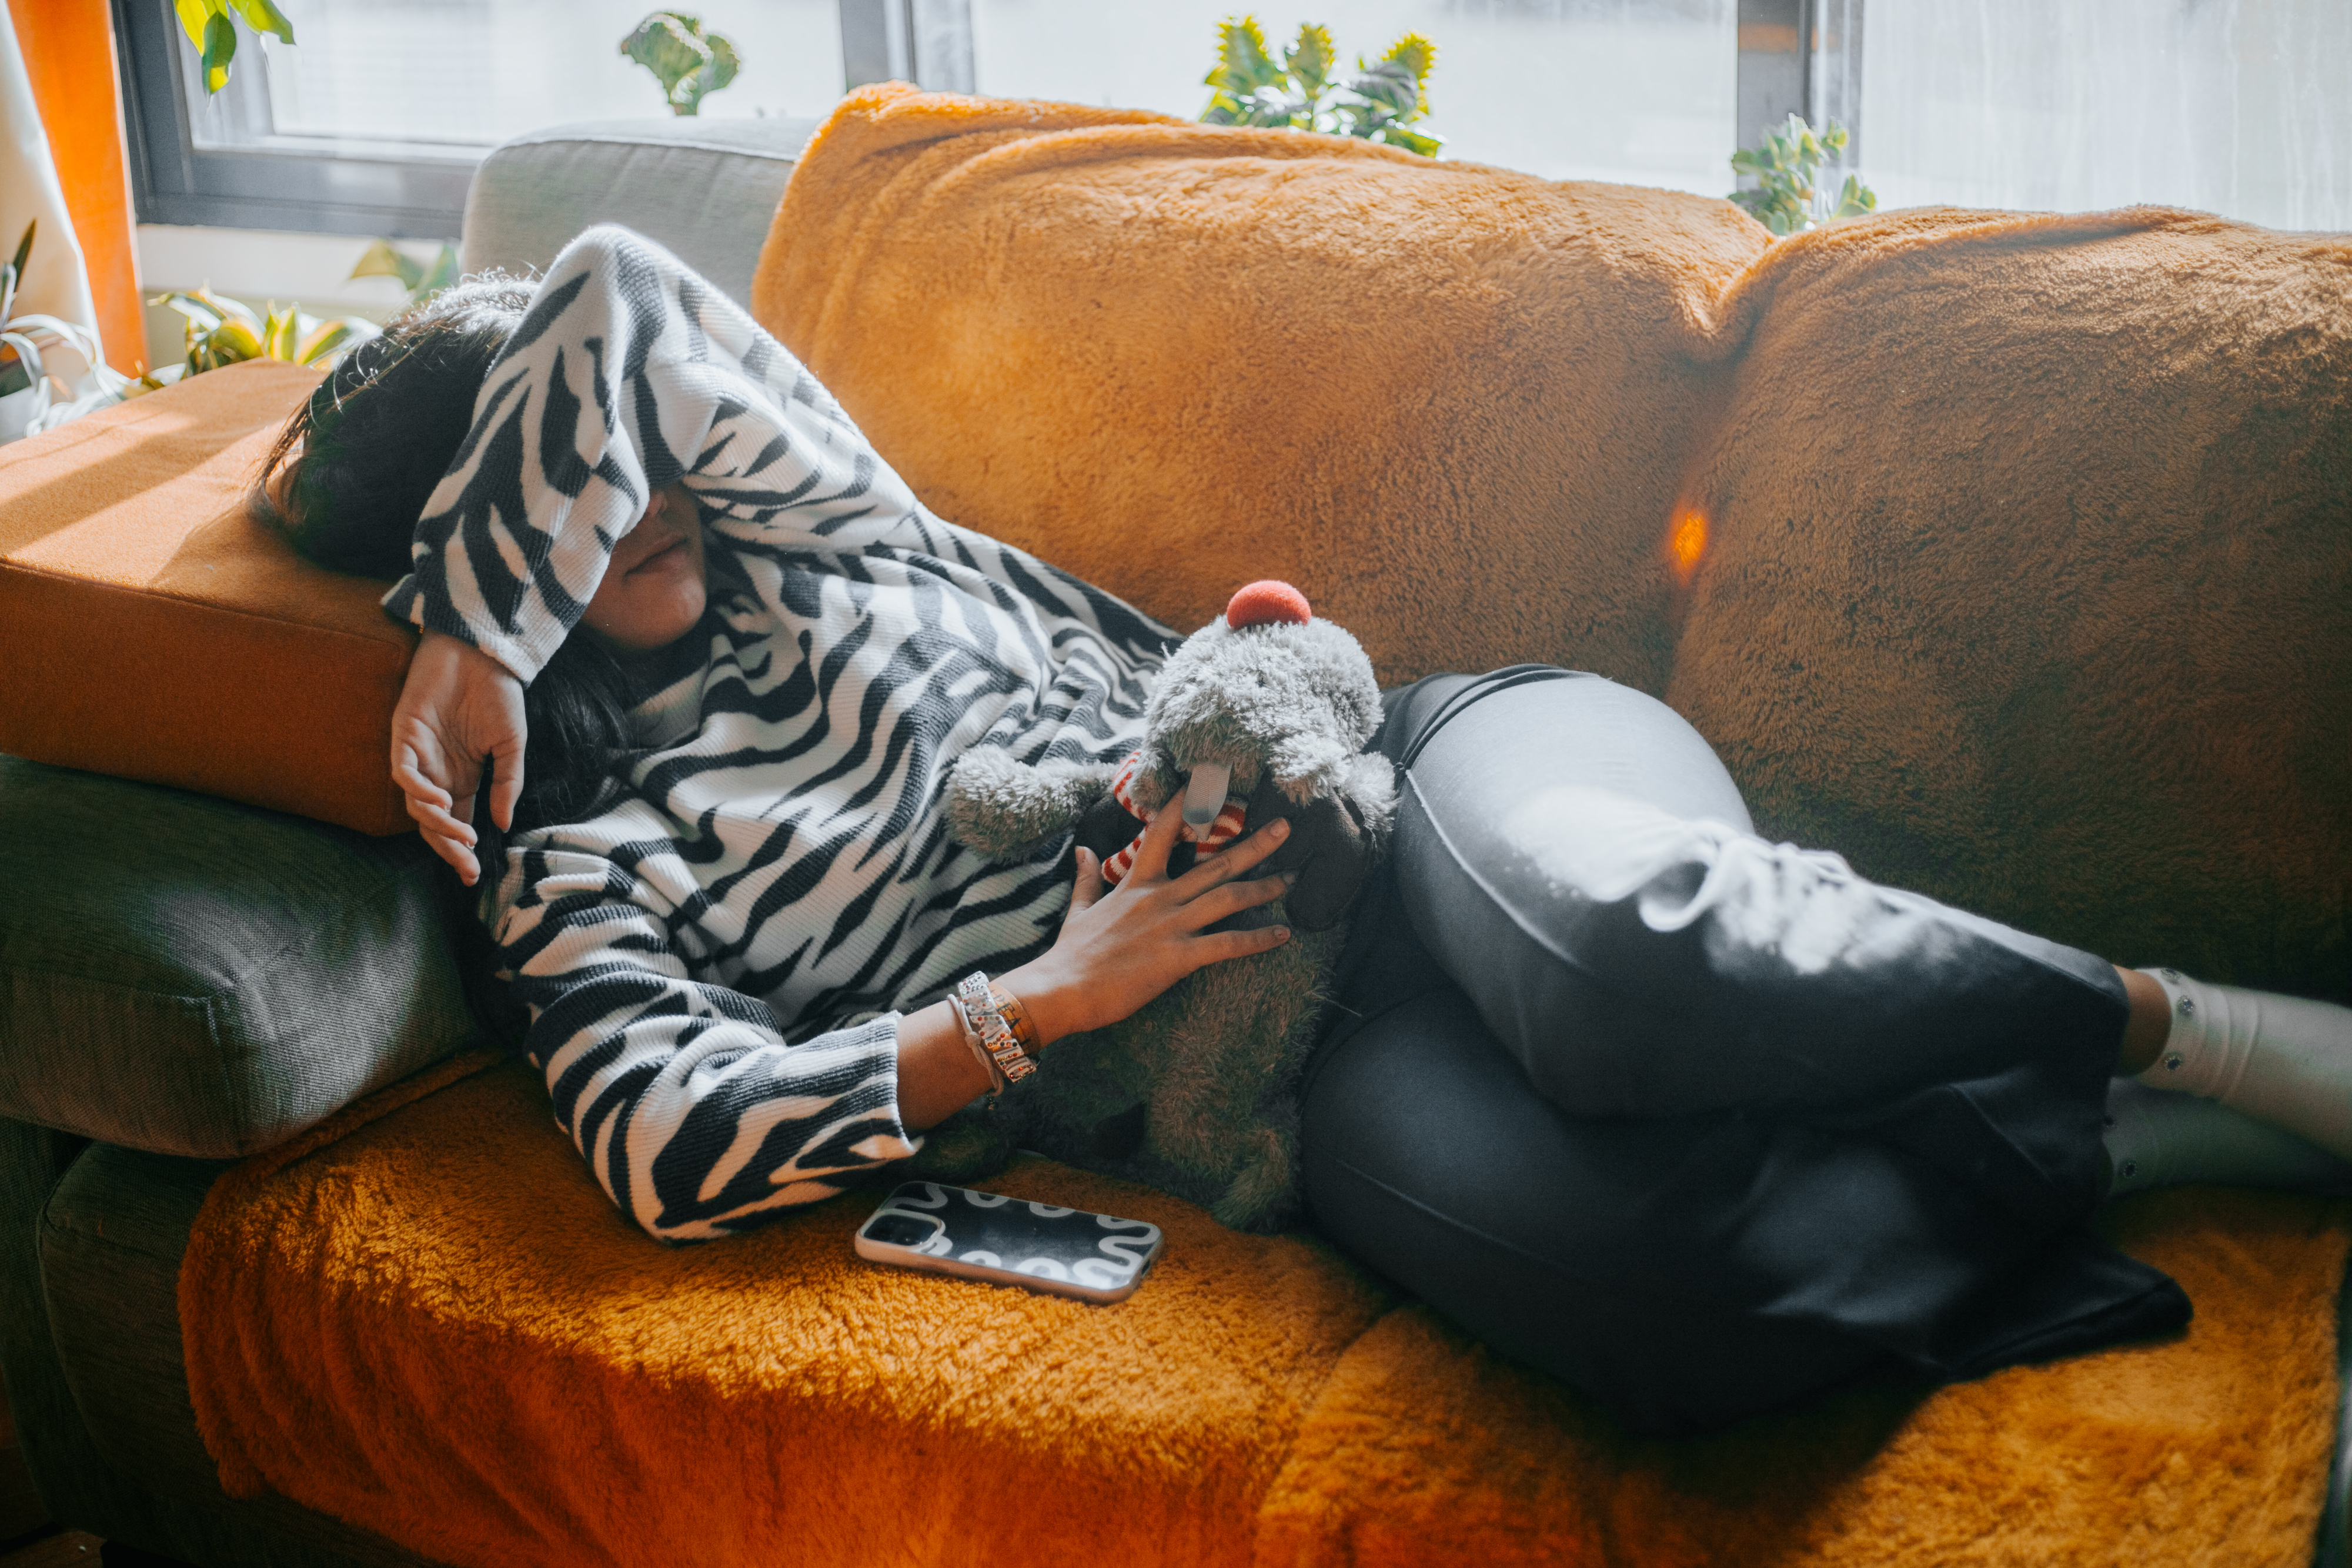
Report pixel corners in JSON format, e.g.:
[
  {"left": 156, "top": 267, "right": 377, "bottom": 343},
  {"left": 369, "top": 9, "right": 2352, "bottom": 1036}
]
[{"left": 854, "top": 1181, "right": 1165, "bottom": 1303}]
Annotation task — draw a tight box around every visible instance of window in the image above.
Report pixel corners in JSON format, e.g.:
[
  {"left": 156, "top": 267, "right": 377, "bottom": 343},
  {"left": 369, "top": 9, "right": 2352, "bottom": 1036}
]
[
  {"left": 1858, "top": 0, "right": 2351, "bottom": 232},
  {"left": 116, "top": 0, "right": 2351, "bottom": 239},
  {"left": 114, "top": 0, "right": 848, "bottom": 236},
  {"left": 971, "top": 1, "right": 1740, "bottom": 196}
]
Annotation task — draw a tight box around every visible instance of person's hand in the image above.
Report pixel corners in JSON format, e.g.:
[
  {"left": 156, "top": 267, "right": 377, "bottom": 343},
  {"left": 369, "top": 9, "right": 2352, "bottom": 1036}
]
[
  {"left": 391, "top": 630, "right": 527, "bottom": 886},
  {"left": 1001, "top": 798, "right": 1296, "bottom": 1047}
]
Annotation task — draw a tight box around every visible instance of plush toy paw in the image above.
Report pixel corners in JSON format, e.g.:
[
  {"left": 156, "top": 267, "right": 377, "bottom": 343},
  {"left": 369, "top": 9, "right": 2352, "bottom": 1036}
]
[{"left": 943, "top": 748, "right": 1119, "bottom": 860}]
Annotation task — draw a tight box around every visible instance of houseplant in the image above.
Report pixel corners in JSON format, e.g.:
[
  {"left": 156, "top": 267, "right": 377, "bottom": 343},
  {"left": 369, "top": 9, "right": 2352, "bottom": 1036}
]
[{"left": 1201, "top": 17, "right": 1442, "bottom": 158}]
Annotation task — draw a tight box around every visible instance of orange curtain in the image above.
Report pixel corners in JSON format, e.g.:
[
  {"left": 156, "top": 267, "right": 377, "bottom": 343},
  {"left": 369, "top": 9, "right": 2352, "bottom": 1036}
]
[{"left": 9, "top": 0, "right": 143, "bottom": 373}]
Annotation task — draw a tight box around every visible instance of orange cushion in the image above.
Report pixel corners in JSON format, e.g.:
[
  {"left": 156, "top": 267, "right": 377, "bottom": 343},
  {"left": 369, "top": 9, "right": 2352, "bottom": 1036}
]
[
  {"left": 754, "top": 85, "right": 1770, "bottom": 692},
  {"left": 1664, "top": 207, "right": 2352, "bottom": 996},
  {"left": 0, "top": 359, "right": 413, "bottom": 835},
  {"left": 182, "top": 1054, "right": 2351, "bottom": 1567}
]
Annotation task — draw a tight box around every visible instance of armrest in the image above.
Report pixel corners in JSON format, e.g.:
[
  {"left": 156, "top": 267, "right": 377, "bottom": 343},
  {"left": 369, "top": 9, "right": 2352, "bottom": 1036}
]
[{"left": 0, "top": 755, "right": 477, "bottom": 1159}]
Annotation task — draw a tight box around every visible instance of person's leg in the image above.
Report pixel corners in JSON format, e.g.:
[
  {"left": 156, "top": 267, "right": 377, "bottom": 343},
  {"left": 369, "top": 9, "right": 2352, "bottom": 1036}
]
[
  {"left": 1385, "top": 672, "right": 2352, "bottom": 1184},
  {"left": 1392, "top": 673, "right": 2129, "bottom": 1139},
  {"left": 1298, "top": 961, "right": 2190, "bottom": 1435},
  {"left": 2121, "top": 966, "right": 2352, "bottom": 1161},
  {"left": 1298, "top": 671, "right": 2189, "bottom": 1433}
]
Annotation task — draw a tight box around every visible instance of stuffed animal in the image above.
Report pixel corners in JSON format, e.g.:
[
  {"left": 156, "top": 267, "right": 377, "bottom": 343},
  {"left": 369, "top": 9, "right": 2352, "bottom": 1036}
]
[{"left": 926, "top": 581, "right": 1396, "bottom": 1229}]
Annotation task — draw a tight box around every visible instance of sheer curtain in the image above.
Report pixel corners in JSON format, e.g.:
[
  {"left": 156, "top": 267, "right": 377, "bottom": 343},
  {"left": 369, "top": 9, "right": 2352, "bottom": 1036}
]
[{"left": 1860, "top": 0, "right": 2350, "bottom": 232}]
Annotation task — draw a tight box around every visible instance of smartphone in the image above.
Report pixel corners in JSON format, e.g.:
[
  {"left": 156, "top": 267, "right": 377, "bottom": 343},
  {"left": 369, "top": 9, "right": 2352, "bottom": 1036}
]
[{"left": 854, "top": 1181, "right": 1165, "bottom": 1303}]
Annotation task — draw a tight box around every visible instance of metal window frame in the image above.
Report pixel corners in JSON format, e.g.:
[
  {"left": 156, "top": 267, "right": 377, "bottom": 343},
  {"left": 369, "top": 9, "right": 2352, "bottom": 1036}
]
[
  {"left": 1735, "top": 0, "right": 1864, "bottom": 166},
  {"left": 121, "top": 0, "right": 1790, "bottom": 235},
  {"left": 838, "top": 0, "right": 974, "bottom": 94},
  {"left": 112, "top": 0, "right": 477, "bottom": 238}
]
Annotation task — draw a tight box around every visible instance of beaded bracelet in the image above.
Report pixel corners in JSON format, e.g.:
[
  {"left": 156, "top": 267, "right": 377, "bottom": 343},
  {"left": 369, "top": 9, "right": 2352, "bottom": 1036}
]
[
  {"left": 956, "top": 971, "right": 1038, "bottom": 1085},
  {"left": 949, "top": 993, "right": 1008, "bottom": 1094}
]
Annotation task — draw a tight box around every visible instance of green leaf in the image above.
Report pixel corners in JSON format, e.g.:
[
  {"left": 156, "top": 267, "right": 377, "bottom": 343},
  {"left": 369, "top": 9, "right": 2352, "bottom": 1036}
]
[
  {"left": 420, "top": 243, "right": 460, "bottom": 297},
  {"left": 171, "top": 0, "right": 216, "bottom": 51},
  {"left": 295, "top": 317, "right": 379, "bottom": 366},
  {"left": 620, "top": 12, "right": 739, "bottom": 117},
  {"left": 1344, "top": 58, "right": 1419, "bottom": 124},
  {"left": 1378, "top": 124, "right": 1444, "bottom": 158},
  {"left": 1285, "top": 24, "right": 1333, "bottom": 95},
  {"left": 1206, "top": 16, "right": 1282, "bottom": 98},
  {"left": 208, "top": 317, "right": 263, "bottom": 364},
  {"left": 8, "top": 220, "right": 32, "bottom": 283},
  {"left": 199, "top": 9, "right": 237, "bottom": 93},
  {"left": 348, "top": 238, "right": 426, "bottom": 292},
  {"left": 225, "top": 0, "right": 294, "bottom": 45},
  {"left": 151, "top": 290, "right": 226, "bottom": 331},
  {"left": 262, "top": 303, "right": 300, "bottom": 360},
  {"left": 1379, "top": 31, "right": 1437, "bottom": 116}
]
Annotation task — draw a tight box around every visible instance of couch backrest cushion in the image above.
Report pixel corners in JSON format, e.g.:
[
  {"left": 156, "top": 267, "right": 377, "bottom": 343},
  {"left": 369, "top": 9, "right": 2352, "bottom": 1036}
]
[
  {"left": 462, "top": 116, "right": 819, "bottom": 307},
  {"left": 1666, "top": 207, "right": 2352, "bottom": 995},
  {"left": 0, "top": 359, "right": 412, "bottom": 835},
  {"left": 754, "top": 85, "right": 1770, "bottom": 693},
  {"left": 0, "top": 755, "right": 476, "bottom": 1157}
]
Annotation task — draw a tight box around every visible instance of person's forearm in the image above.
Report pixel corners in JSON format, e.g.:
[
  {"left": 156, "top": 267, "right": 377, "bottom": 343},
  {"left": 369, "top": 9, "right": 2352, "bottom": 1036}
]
[{"left": 892, "top": 962, "right": 1091, "bottom": 1129}]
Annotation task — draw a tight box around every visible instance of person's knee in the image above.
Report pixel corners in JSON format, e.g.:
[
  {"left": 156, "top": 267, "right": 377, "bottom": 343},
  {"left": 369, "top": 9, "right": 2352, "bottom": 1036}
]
[{"left": 1299, "top": 990, "right": 1883, "bottom": 1435}]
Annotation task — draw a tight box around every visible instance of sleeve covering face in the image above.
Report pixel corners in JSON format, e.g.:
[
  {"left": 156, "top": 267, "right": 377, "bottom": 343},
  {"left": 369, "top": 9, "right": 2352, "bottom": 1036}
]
[{"left": 383, "top": 223, "right": 1171, "bottom": 682}]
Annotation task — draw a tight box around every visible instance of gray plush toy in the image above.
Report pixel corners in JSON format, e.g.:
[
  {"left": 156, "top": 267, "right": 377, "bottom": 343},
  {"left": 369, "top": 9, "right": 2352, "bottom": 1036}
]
[{"left": 926, "top": 580, "right": 1396, "bottom": 1230}]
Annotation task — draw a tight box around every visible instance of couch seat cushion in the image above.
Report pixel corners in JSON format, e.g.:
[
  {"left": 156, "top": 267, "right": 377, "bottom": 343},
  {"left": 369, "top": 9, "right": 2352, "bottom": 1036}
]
[
  {"left": 0, "top": 358, "right": 411, "bottom": 835},
  {"left": 177, "top": 1055, "right": 2352, "bottom": 1567},
  {"left": 0, "top": 755, "right": 475, "bottom": 1157}
]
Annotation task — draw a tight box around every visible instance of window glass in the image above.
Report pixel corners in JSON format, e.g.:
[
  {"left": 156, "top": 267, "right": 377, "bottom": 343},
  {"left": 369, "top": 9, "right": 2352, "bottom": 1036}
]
[
  {"left": 193, "top": 0, "right": 844, "bottom": 155},
  {"left": 970, "top": 0, "right": 1739, "bottom": 195},
  {"left": 1861, "top": 0, "right": 2351, "bottom": 232}
]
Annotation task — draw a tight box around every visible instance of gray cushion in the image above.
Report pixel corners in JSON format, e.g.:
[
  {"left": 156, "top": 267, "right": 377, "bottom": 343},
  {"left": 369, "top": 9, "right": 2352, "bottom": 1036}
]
[
  {"left": 0, "top": 755, "right": 476, "bottom": 1158},
  {"left": 460, "top": 116, "right": 819, "bottom": 307}
]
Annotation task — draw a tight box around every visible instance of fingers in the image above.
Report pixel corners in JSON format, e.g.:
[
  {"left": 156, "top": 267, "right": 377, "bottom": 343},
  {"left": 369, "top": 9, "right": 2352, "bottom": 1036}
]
[
  {"left": 1187, "top": 922, "right": 1294, "bottom": 970},
  {"left": 489, "top": 732, "right": 525, "bottom": 834},
  {"left": 1173, "top": 817, "right": 1290, "bottom": 894},
  {"left": 393, "top": 747, "right": 455, "bottom": 814},
  {"left": 427, "top": 830, "right": 482, "bottom": 887},
  {"left": 1123, "top": 784, "right": 1188, "bottom": 883},
  {"left": 1185, "top": 871, "right": 1294, "bottom": 929},
  {"left": 1066, "top": 847, "right": 1103, "bottom": 918}
]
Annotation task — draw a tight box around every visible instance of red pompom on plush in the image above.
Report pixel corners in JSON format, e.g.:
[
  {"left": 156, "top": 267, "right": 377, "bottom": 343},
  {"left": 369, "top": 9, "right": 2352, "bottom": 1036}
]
[{"left": 1225, "top": 580, "right": 1312, "bottom": 630}]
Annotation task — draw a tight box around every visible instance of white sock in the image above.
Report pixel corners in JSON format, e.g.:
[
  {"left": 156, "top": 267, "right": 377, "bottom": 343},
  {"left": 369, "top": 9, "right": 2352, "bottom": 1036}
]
[
  {"left": 2133, "top": 967, "right": 2352, "bottom": 1160},
  {"left": 2103, "top": 1078, "right": 2352, "bottom": 1199}
]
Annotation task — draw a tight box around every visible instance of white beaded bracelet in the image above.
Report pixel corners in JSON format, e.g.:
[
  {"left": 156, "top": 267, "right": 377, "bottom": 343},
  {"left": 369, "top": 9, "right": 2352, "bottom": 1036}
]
[
  {"left": 950, "top": 992, "right": 1008, "bottom": 1095},
  {"left": 956, "top": 971, "right": 1037, "bottom": 1085}
]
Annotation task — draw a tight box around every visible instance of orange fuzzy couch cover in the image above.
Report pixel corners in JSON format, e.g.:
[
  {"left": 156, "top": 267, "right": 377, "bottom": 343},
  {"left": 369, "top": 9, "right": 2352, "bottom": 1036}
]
[{"left": 175, "top": 87, "right": 2352, "bottom": 1566}]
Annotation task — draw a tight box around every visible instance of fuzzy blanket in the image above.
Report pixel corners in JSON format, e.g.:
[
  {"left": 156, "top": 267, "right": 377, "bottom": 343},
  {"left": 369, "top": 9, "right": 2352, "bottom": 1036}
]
[
  {"left": 1662, "top": 206, "right": 2352, "bottom": 1001},
  {"left": 753, "top": 85, "right": 1770, "bottom": 696},
  {"left": 183, "top": 1055, "right": 2350, "bottom": 1567}
]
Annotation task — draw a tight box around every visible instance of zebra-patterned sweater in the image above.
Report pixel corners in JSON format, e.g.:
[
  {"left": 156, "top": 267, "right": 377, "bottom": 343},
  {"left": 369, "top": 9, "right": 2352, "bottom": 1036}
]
[{"left": 385, "top": 228, "right": 1172, "bottom": 1241}]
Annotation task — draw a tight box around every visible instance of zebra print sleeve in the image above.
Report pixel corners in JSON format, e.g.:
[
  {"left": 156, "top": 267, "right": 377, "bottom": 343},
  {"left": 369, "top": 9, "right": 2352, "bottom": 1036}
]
[{"left": 497, "top": 838, "right": 920, "bottom": 1242}]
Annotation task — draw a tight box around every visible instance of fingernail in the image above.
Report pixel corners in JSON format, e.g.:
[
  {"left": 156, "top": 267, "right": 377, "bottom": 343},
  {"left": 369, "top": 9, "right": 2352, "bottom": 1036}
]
[
  {"left": 1275, "top": 927, "right": 1292, "bottom": 942},
  {"left": 1284, "top": 871, "right": 1300, "bottom": 885},
  {"left": 1269, "top": 818, "right": 1290, "bottom": 838}
]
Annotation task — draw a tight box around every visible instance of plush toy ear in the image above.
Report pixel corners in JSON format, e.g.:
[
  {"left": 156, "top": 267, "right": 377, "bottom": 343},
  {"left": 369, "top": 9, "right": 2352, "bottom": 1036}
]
[{"left": 1241, "top": 776, "right": 1369, "bottom": 932}]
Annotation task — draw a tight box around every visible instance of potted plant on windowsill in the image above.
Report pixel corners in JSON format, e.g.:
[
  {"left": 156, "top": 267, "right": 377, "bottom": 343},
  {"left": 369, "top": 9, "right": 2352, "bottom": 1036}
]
[{"left": 0, "top": 222, "right": 126, "bottom": 446}]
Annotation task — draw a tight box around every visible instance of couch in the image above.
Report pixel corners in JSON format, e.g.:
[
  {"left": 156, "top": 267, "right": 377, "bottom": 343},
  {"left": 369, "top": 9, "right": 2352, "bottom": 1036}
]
[{"left": 1, "top": 90, "right": 2348, "bottom": 1567}]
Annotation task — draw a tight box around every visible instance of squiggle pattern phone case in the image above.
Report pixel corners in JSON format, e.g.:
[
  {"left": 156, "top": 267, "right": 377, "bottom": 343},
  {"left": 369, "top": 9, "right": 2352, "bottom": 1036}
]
[{"left": 854, "top": 1182, "right": 1165, "bottom": 1302}]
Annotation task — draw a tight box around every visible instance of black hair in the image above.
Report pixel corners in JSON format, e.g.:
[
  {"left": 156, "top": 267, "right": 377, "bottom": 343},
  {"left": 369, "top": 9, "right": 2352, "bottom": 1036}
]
[{"left": 256, "top": 274, "right": 642, "bottom": 859}]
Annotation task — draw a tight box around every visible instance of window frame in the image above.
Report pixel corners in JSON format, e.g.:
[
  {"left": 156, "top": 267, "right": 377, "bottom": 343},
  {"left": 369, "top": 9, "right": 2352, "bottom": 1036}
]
[
  {"left": 118, "top": 0, "right": 1800, "bottom": 238},
  {"left": 112, "top": 0, "right": 478, "bottom": 238}
]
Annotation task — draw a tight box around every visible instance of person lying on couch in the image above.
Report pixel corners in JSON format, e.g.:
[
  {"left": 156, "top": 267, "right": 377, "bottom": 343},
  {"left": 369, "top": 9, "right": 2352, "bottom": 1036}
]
[{"left": 253, "top": 225, "right": 2352, "bottom": 1436}]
